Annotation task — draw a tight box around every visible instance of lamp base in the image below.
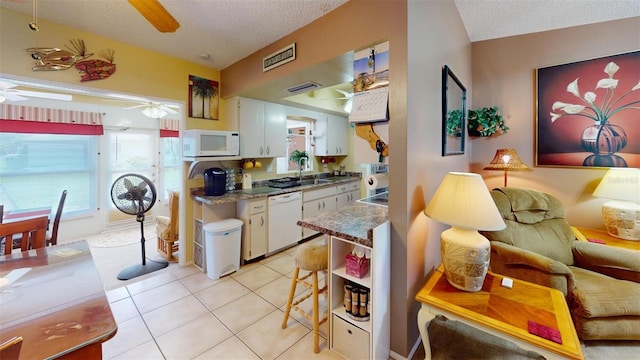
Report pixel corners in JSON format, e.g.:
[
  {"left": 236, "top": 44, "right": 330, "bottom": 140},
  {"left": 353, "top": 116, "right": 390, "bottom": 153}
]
[
  {"left": 602, "top": 201, "right": 640, "bottom": 241},
  {"left": 440, "top": 227, "right": 490, "bottom": 292}
]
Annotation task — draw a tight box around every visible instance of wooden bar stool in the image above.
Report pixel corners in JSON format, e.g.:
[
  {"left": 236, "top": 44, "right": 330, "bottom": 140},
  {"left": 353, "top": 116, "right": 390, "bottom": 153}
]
[{"left": 282, "top": 243, "right": 328, "bottom": 353}]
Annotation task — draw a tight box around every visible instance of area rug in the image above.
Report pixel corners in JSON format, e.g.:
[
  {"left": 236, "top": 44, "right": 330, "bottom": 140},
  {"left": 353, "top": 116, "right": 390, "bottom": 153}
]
[{"left": 86, "top": 224, "right": 157, "bottom": 248}]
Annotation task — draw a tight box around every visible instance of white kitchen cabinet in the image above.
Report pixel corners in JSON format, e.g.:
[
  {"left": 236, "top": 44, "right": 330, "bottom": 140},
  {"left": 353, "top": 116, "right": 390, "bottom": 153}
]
[
  {"left": 315, "top": 114, "right": 349, "bottom": 156},
  {"left": 229, "top": 97, "right": 286, "bottom": 158},
  {"left": 236, "top": 199, "right": 268, "bottom": 262},
  {"left": 336, "top": 181, "right": 360, "bottom": 208},
  {"left": 329, "top": 223, "right": 390, "bottom": 360},
  {"left": 302, "top": 186, "right": 337, "bottom": 238}
]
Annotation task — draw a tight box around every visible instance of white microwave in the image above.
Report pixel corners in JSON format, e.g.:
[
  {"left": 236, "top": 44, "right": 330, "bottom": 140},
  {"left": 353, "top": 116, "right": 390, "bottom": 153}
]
[{"left": 183, "top": 129, "right": 240, "bottom": 157}]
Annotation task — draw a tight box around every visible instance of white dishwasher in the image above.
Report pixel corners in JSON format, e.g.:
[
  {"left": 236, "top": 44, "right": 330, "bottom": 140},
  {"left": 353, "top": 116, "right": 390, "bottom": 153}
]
[{"left": 268, "top": 191, "right": 302, "bottom": 253}]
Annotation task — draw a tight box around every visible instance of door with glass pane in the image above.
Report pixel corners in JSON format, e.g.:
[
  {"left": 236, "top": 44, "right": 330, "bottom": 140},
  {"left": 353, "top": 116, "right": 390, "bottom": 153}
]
[{"left": 105, "top": 129, "right": 158, "bottom": 224}]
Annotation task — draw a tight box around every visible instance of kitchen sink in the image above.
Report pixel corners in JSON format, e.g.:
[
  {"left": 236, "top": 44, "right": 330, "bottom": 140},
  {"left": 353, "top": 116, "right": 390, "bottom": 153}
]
[{"left": 299, "top": 179, "right": 333, "bottom": 186}]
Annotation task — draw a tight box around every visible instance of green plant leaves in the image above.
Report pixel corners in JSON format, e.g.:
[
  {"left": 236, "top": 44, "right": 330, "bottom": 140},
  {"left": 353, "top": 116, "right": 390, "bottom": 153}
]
[{"left": 467, "top": 106, "right": 509, "bottom": 137}]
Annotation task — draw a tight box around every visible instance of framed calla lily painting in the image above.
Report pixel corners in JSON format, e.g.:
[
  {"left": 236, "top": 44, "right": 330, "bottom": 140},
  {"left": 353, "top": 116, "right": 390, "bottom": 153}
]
[{"left": 535, "top": 51, "right": 639, "bottom": 168}]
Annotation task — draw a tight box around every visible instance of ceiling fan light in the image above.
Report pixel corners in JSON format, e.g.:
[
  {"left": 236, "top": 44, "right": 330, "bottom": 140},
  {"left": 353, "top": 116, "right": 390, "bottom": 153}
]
[
  {"left": 0, "top": 95, "right": 5, "bottom": 103},
  {"left": 142, "top": 107, "right": 167, "bottom": 118}
]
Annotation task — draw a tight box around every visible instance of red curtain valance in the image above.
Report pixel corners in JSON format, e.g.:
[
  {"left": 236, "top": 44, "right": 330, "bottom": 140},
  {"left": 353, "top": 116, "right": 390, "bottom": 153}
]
[
  {"left": 0, "top": 104, "right": 104, "bottom": 135},
  {"left": 160, "top": 118, "right": 179, "bottom": 138}
]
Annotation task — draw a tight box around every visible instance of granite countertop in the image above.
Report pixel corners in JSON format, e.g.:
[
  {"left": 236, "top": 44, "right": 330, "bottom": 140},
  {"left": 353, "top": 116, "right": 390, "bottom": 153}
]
[
  {"left": 192, "top": 176, "right": 361, "bottom": 206},
  {"left": 297, "top": 203, "right": 388, "bottom": 248}
]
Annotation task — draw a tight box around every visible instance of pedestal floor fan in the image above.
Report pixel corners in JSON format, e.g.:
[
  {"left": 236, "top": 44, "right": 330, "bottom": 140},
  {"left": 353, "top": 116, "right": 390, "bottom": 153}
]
[{"left": 111, "top": 173, "right": 168, "bottom": 280}]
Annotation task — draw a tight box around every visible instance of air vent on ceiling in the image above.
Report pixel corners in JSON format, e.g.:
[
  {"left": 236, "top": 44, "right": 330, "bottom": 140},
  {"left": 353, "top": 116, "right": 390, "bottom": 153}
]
[{"left": 285, "top": 81, "right": 322, "bottom": 94}]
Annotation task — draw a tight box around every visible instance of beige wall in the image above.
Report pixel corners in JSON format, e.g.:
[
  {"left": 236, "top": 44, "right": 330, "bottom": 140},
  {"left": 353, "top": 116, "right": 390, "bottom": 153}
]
[
  {"left": 470, "top": 17, "right": 640, "bottom": 228},
  {"left": 405, "top": 0, "right": 473, "bottom": 355}
]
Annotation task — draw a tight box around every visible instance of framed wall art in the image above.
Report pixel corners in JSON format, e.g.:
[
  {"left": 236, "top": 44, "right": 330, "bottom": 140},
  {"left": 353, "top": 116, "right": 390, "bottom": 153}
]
[
  {"left": 188, "top": 75, "right": 219, "bottom": 120},
  {"left": 536, "top": 51, "right": 639, "bottom": 168}
]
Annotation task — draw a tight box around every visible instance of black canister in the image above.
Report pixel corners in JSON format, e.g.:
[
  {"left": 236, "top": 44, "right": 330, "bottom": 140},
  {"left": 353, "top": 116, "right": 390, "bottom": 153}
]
[{"left": 204, "top": 167, "right": 227, "bottom": 196}]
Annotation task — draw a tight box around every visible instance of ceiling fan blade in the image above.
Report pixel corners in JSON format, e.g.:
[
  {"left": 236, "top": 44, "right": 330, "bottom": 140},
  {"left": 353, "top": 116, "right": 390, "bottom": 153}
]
[
  {"left": 0, "top": 80, "right": 18, "bottom": 91},
  {"left": 124, "top": 104, "right": 148, "bottom": 110},
  {"left": 1, "top": 92, "right": 28, "bottom": 101},
  {"left": 160, "top": 105, "right": 178, "bottom": 114},
  {"left": 335, "top": 89, "right": 353, "bottom": 98},
  {"left": 10, "top": 90, "right": 72, "bottom": 101},
  {"left": 128, "top": 0, "right": 180, "bottom": 33}
]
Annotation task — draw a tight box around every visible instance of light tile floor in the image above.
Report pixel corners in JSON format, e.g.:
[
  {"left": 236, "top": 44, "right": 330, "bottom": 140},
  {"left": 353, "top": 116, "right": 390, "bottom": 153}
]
[{"left": 103, "top": 238, "right": 343, "bottom": 360}]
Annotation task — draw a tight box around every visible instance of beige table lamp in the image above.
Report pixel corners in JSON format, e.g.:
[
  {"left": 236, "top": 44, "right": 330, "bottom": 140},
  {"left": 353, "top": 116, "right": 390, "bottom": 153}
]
[{"left": 424, "top": 172, "right": 506, "bottom": 292}]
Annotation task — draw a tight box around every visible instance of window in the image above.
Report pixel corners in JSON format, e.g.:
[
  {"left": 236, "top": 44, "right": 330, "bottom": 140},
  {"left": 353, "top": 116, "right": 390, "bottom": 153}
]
[
  {"left": 277, "top": 118, "right": 314, "bottom": 174},
  {"left": 0, "top": 133, "right": 98, "bottom": 219},
  {"left": 160, "top": 137, "right": 181, "bottom": 200}
]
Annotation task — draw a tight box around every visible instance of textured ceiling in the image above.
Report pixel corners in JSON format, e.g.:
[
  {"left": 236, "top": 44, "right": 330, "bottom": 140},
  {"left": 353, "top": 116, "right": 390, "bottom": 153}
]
[
  {"left": 0, "top": 0, "right": 349, "bottom": 69},
  {"left": 1, "top": 0, "right": 638, "bottom": 71},
  {"left": 1, "top": 0, "right": 638, "bottom": 114},
  {"left": 454, "top": 0, "right": 640, "bottom": 42}
]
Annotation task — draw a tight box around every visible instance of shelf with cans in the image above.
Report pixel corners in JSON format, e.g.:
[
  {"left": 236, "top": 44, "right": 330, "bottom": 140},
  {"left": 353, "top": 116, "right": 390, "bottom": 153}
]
[{"left": 329, "top": 237, "right": 374, "bottom": 332}]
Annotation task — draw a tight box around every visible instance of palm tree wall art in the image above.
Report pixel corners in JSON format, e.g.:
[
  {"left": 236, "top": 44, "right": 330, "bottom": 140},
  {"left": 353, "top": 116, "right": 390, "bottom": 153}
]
[{"left": 188, "top": 75, "right": 219, "bottom": 120}]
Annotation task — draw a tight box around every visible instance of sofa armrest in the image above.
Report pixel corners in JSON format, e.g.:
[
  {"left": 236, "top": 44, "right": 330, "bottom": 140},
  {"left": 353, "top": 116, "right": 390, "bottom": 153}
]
[
  {"left": 491, "top": 241, "right": 573, "bottom": 275},
  {"left": 572, "top": 241, "right": 640, "bottom": 283},
  {"left": 490, "top": 241, "right": 575, "bottom": 295}
]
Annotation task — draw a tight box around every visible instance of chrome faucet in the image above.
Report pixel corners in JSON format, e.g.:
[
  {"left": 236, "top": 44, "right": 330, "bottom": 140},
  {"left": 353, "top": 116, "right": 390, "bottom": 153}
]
[{"left": 298, "top": 158, "right": 304, "bottom": 181}]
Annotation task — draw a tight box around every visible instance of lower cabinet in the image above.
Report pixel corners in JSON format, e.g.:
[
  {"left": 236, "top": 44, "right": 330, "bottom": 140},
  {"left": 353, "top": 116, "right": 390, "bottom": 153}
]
[
  {"left": 329, "top": 224, "right": 390, "bottom": 360},
  {"left": 236, "top": 199, "right": 268, "bottom": 262},
  {"left": 336, "top": 181, "right": 360, "bottom": 208},
  {"left": 302, "top": 187, "right": 337, "bottom": 238}
]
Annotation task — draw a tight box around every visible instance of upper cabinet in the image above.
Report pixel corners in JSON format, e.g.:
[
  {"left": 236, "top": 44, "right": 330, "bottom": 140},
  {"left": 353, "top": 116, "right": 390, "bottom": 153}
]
[
  {"left": 315, "top": 114, "right": 349, "bottom": 156},
  {"left": 228, "top": 97, "right": 286, "bottom": 158}
]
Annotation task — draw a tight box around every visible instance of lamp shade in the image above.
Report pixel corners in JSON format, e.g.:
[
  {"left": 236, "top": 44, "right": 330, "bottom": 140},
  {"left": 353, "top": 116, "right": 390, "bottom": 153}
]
[
  {"left": 424, "top": 172, "right": 505, "bottom": 231},
  {"left": 593, "top": 168, "right": 640, "bottom": 202},
  {"left": 483, "top": 148, "right": 531, "bottom": 171}
]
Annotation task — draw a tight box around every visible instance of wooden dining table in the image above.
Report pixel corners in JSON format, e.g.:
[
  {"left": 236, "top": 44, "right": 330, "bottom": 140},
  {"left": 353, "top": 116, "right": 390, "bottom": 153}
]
[{"left": 0, "top": 240, "right": 117, "bottom": 359}]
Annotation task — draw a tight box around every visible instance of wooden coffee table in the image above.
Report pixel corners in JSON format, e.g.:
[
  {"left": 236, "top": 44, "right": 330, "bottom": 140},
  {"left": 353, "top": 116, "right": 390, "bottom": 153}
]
[{"left": 415, "top": 264, "right": 583, "bottom": 360}]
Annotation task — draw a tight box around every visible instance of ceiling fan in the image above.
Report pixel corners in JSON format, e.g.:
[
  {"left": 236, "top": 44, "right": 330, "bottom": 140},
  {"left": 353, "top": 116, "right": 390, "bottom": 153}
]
[
  {"left": 128, "top": 0, "right": 180, "bottom": 33},
  {"left": 125, "top": 101, "right": 179, "bottom": 118},
  {"left": 334, "top": 89, "right": 353, "bottom": 113},
  {"left": 0, "top": 79, "right": 73, "bottom": 103}
]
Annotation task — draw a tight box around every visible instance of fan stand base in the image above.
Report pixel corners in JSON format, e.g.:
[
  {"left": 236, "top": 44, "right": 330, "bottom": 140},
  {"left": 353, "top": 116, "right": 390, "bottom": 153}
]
[{"left": 117, "top": 259, "right": 169, "bottom": 281}]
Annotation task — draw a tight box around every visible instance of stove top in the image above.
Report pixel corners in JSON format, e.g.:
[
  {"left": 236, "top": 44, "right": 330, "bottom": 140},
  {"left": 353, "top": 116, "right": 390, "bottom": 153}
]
[{"left": 268, "top": 177, "right": 300, "bottom": 188}]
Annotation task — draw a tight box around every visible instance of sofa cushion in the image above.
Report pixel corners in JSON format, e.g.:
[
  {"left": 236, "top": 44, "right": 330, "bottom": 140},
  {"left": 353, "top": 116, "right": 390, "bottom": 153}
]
[
  {"left": 483, "top": 189, "right": 575, "bottom": 265},
  {"left": 570, "top": 266, "right": 640, "bottom": 318}
]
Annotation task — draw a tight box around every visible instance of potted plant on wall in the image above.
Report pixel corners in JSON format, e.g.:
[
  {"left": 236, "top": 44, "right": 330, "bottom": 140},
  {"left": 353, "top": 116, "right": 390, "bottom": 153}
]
[{"left": 467, "top": 106, "right": 509, "bottom": 137}]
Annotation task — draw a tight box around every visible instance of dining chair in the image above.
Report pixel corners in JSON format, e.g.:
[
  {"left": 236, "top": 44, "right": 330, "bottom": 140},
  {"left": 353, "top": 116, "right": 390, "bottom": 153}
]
[
  {"left": 0, "top": 216, "right": 48, "bottom": 255},
  {"left": 0, "top": 336, "right": 23, "bottom": 360},
  {"left": 46, "top": 190, "right": 68, "bottom": 246}
]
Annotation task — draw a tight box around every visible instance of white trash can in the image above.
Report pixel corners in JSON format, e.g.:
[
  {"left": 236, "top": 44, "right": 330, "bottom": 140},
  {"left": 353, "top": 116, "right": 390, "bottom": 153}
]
[{"left": 203, "top": 218, "right": 243, "bottom": 280}]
